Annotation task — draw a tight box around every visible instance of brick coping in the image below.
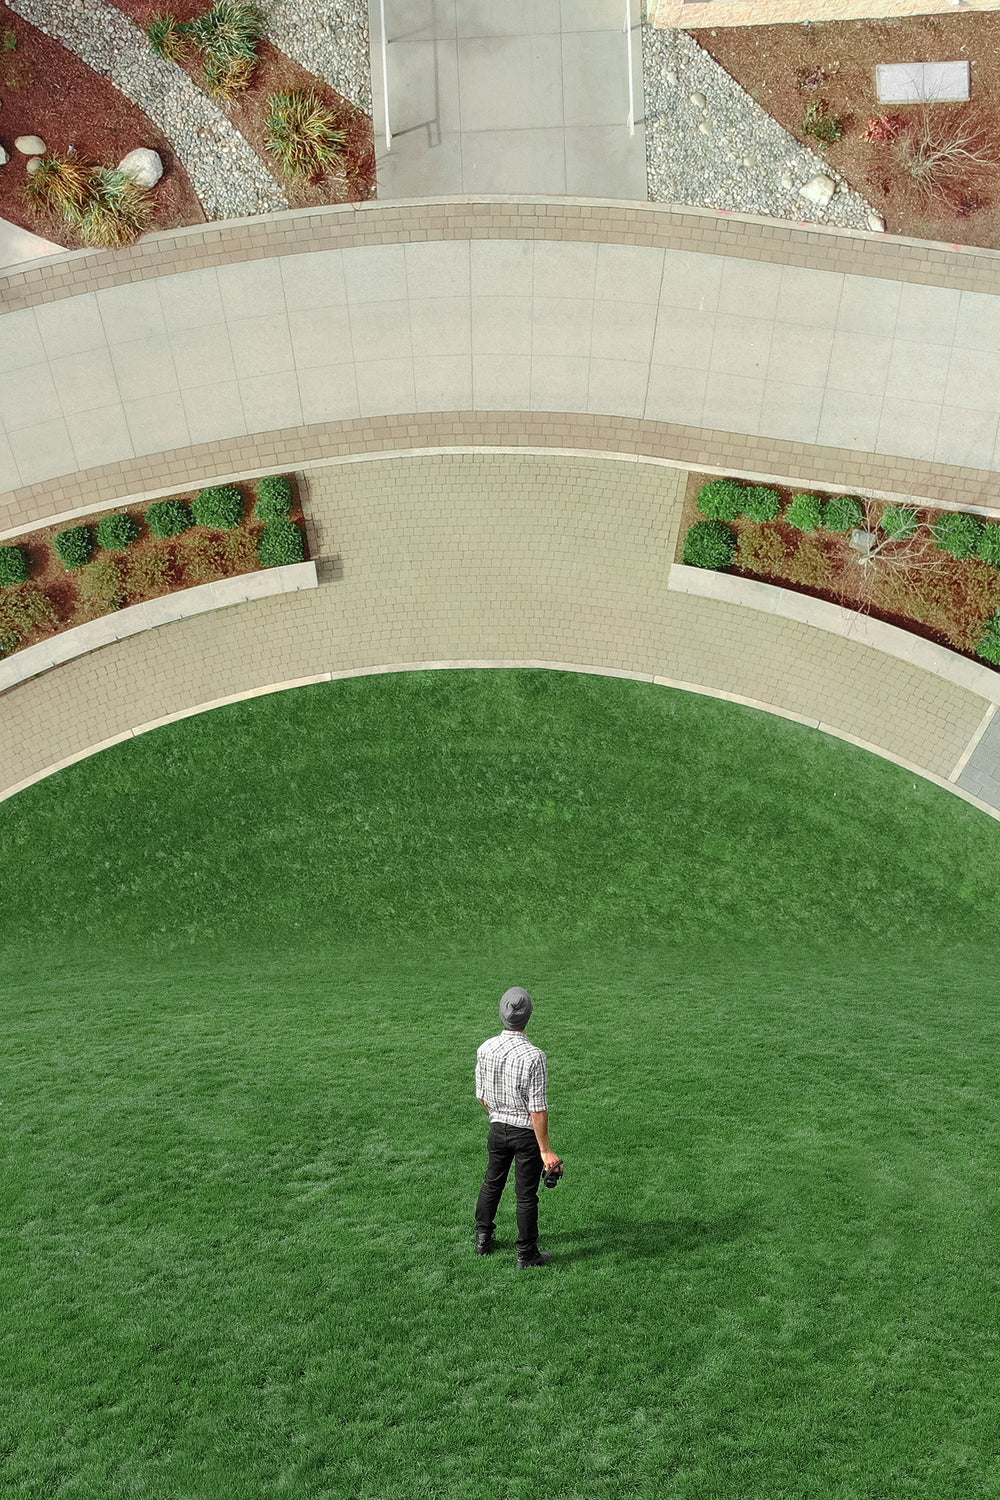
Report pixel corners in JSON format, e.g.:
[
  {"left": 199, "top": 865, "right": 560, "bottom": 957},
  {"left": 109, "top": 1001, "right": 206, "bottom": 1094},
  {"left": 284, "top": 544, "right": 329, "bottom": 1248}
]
[
  {"left": 0, "top": 561, "right": 317, "bottom": 695},
  {"left": 669, "top": 562, "right": 1000, "bottom": 709},
  {"left": 3, "top": 657, "right": 998, "bottom": 823},
  {"left": 6, "top": 420, "right": 1000, "bottom": 546},
  {"left": 6, "top": 196, "right": 1000, "bottom": 319}
]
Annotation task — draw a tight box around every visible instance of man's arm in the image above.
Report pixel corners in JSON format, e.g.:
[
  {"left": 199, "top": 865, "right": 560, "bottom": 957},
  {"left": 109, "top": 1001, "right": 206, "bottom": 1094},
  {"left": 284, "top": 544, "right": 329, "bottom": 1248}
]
[{"left": 530, "top": 1109, "right": 550, "bottom": 1151}]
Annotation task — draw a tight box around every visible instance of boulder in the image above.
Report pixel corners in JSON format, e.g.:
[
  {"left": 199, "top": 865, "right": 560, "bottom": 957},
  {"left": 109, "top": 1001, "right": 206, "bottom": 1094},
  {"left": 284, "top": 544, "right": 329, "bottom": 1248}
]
[
  {"left": 0, "top": 146, "right": 8, "bottom": 168},
  {"left": 25, "top": 157, "right": 42, "bottom": 175},
  {"left": 798, "top": 174, "right": 835, "bottom": 209},
  {"left": 867, "top": 213, "right": 886, "bottom": 232},
  {"left": 15, "top": 135, "right": 46, "bottom": 156},
  {"left": 117, "top": 148, "right": 163, "bottom": 188},
  {"left": 689, "top": 91, "right": 707, "bottom": 109},
  {"left": 780, "top": 170, "right": 794, "bottom": 189}
]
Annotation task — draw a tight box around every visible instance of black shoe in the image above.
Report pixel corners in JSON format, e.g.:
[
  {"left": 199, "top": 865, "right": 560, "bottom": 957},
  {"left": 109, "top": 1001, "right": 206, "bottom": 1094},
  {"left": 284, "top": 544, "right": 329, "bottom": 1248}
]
[{"left": 517, "top": 1246, "right": 553, "bottom": 1268}]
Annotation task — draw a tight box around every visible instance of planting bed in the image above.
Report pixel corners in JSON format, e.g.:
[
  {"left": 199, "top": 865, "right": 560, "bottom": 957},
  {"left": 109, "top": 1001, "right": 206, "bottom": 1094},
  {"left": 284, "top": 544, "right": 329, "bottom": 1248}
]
[
  {"left": 0, "top": 475, "right": 308, "bottom": 659},
  {"left": 106, "top": 0, "right": 376, "bottom": 206},
  {"left": 0, "top": 10, "right": 203, "bottom": 248},
  {"left": 676, "top": 470, "right": 1000, "bottom": 664},
  {"left": 690, "top": 11, "right": 1000, "bottom": 248}
]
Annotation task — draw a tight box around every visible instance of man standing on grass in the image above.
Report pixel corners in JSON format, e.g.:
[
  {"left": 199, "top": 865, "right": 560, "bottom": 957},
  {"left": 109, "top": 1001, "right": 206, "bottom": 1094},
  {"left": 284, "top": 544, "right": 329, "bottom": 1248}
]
[{"left": 474, "top": 986, "right": 562, "bottom": 1269}]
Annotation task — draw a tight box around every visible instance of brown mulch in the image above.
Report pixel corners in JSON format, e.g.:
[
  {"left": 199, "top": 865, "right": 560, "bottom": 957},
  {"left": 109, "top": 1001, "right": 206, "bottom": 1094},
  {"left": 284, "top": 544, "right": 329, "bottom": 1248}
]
[
  {"left": 688, "top": 12, "right": 1000, "bottom": 249},
  {"left": 676, "top": 471, "right": 1000, "bottom": 664},
  {"left": 106, "top": 0, "right": 376, "bottom": 206},
  {"left": 0, "top": 478, "right": 308, "bottom": 657},
  {"left": 0, "top": 6, "right": 205, "bottom": 248}
]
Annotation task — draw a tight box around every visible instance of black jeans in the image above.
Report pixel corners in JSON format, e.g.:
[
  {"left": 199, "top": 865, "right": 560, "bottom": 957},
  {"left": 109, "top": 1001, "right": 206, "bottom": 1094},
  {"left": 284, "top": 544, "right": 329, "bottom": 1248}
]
[{"left": 475, "top": 1121, "right": 543, "bottom": 1253}]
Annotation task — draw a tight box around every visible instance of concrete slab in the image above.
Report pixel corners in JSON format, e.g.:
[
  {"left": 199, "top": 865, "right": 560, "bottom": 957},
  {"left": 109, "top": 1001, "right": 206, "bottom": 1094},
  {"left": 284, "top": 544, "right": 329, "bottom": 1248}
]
[
  {"left": 0, "top": 216, "right": 62, "bottom": 271},
  {"left": 370, "top": 0, "right": 646, "bottom": 198},
  {"left": 876, "top": 61, "right": 970, "bottom": 103}
]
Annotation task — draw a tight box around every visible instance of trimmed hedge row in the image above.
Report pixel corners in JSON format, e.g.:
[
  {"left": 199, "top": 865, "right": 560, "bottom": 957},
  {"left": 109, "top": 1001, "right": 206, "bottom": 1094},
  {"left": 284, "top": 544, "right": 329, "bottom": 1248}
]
[
  {"left": 2, "top": 477, "right": 301, "bottom": 591},
  {"left": 686, "top": 476, "right": 1000, "bottom": 667}
]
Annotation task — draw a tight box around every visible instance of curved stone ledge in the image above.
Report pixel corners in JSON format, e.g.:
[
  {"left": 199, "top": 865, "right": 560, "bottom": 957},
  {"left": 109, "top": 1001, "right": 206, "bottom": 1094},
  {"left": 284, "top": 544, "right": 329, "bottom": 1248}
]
[
  {"left": 0, "top": 561, "right": 317, "bottom": 694},
  {"left": 668, "top": 563, "right": 1000, "bottom": 704}
]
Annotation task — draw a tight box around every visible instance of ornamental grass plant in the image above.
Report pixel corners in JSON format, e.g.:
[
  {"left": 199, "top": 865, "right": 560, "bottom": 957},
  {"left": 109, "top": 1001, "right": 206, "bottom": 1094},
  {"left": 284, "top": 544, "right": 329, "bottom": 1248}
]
[
  {"left": 265, "top": 90, "right": 346, "bottom": 180},
  {"left": 23, "top": 155, "right": 153, "bottom": 248}
]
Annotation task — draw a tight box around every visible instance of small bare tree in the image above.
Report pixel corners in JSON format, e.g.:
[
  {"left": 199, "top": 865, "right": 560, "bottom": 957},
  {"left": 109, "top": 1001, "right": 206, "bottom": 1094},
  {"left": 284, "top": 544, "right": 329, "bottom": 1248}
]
[{"left": 894, "top": 105, "right": 998, "bottom": 208}]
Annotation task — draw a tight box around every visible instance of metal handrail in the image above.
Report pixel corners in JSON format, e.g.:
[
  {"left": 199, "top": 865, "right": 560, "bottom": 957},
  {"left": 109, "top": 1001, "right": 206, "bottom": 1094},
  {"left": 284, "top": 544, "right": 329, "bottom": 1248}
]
[
  {"left": 625, "top": 0, "right": 635, "bottom": 136},
  {"left": 379, "top": 0, "right": 392, "bottom": 149}
]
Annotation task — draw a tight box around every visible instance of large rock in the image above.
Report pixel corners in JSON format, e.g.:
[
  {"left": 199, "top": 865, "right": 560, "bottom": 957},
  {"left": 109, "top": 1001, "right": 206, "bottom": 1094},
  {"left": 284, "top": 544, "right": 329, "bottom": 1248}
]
[
  {"left": 15, "top": 135, "right": 46, "bottom": 156},
  {"left": 867, "top": 213, "right": 886, "bottom": 232},
  {"left": 0, "top": 146, "right": 8, "bottom": 168},
  {"left": 117, "top": 148, "right": 163, "bottom": 188},
  {"left": 798, "top": 174, "right": 835, "bottom": 209}
]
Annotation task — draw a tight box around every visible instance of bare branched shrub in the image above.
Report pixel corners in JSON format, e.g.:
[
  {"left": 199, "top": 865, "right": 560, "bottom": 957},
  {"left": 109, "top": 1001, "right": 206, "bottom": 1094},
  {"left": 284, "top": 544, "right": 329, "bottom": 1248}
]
[{"left": 895, "top": 107, "right": 998, "bottom": 207}]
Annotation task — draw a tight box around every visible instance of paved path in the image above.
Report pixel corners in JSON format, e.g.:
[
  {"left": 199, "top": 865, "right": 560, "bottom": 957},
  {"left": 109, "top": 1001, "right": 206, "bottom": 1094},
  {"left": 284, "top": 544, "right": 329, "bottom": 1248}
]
[
  {"left": 2, "top": 453, "right": 997, "bottom": 823},
  {"left": 4, "top": 211, "right": 1000, "bottom": 506},
  {"left": 369, "top": 0, "right": 646, "bottom": 197},
  {"left": 0, "top": 218, "right": 63, "bottom": 272}
]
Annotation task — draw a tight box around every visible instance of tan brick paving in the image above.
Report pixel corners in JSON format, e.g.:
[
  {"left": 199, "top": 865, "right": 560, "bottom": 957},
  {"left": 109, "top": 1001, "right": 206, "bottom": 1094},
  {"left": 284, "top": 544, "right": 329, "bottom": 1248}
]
[{"left": 0, "top": 453, "right": 989, "bottom": 802}]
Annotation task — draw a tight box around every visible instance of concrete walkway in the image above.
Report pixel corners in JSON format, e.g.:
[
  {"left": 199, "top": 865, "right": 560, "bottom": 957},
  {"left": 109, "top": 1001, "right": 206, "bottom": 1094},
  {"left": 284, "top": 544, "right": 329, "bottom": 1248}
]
[
  {"left": 0, "top": 217, "right": 63, "bottom": 272},
  {"left": 369, "top": 0, "right": 646, "bottom": 197},
  {"left": 4, "top": 230, "right": 1000, "bottom": 498}
]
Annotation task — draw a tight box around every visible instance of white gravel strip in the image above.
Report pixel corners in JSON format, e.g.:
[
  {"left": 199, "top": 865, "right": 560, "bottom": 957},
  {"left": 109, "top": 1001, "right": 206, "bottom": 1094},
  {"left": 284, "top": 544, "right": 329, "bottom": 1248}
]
[
  {"left": 5, "top": 0, "right": 289, "bottom": 220},
  {"left": 255, "top": 0, "right": 372, "bottom": 114},
  {"left": 643, "top": 26, "right": 880, "bottom": 232}
]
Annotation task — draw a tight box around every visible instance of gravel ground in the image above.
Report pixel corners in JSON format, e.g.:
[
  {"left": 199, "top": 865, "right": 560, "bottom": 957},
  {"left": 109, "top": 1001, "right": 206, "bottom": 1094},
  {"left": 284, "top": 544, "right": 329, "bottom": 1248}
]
[
  {"left": 4, "top": 0, "right": 289, "bottom": 219},
  {"left": 256, "top": 0, "right": 371, "bottom": 115},
  {"left": 643, "top": 26, "right": 880, "bottom": 231}
]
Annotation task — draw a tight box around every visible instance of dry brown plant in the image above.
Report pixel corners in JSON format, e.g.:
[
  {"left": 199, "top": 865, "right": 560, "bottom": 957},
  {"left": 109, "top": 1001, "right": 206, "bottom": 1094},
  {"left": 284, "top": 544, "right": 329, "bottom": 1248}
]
[{"left": 894, "top": 106, "right": 999, "bottom": 207}]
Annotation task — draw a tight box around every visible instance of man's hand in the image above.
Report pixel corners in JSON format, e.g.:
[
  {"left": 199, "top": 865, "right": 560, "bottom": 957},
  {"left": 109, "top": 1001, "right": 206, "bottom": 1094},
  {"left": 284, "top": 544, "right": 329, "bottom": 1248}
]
[{"left": 541, "top": 1150, "right": 561, "bottom": 1171}]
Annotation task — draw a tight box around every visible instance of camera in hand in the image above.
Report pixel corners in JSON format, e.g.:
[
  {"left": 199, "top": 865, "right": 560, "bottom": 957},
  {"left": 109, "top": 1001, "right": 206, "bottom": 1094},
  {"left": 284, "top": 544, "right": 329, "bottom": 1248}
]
[{"left": 541, "top": 1158, "right": 564, "bottom": 1189}]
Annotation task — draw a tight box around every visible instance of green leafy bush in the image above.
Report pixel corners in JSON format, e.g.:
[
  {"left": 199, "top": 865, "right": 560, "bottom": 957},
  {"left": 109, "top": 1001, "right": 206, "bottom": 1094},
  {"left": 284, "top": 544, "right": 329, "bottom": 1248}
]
[
  {"left": 803, "top": 101, "right": 843, "bottom": 145},
  {"left": 881, "top": 505, "right": 918, "bottom": 541},
  {"left": 0, "top": 545, "right": 29, "bottom": 587},
  {"left": 742, "top": 485, "right": 781, "bottom": 523},
  {"left": 933, "top": 510, "right": 984, "bottom": 560},
  {"left": 146, "top": 499, "right": 193, "bottom": 539},
  {"left": 977, "top": 523, "right": 1000, "bottom": 568},
  {"left": 96, "top": 512, "right": 140, "bottom": 551},
  {"left": 682, "top": 519, "right": 736, "bottom": 570},
  {"left": 976, "top": 609, "right": 1000, "bottom": 666},
  {"left": 258, "top": 520, "right": 306, "bottom": 568},
  {"left": 187, "top": 0, "right": 262, "bottom": 96},
  {"left": 823, "top": 495, "right": 864, "bottom": 533},
  {"left": 786, "top": 492, "right": 823, "bottom": 531},
  {"left": 192, "top": 485, "right": 244, "bottom": 529},
  {"left": 696, "top": 479, "right": 744, "bottom": 522},
  {"left": 254, "top": 475, "right": 293, "bottom": 520},
  {"left": 146, "top": 10, "right": 190, "bottom": 61},
  {"left": 79, "top": 558, "right": 126, "bottom": 613},
  {"left": 54, "top": 526, "right": 95, "bottom": 570},
  {"left": 0, "top": 632, "right": 20, "bottom": 658}
]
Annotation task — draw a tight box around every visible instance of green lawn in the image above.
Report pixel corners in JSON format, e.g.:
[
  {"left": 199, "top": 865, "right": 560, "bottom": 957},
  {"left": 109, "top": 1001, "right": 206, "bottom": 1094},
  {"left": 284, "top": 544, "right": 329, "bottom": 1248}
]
[{"left": 2, "top": 669, "right": 1000, "bottom": 1498}]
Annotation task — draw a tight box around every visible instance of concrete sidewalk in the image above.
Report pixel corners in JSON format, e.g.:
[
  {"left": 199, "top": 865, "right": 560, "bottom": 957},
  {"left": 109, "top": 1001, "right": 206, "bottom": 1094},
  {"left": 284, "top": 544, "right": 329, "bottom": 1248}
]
[
  {"left": 369, "top": 0, "right": 647, "bottom": 198},
  {"left": 0, "top": 216, "right": 63, "bottom": 272}
]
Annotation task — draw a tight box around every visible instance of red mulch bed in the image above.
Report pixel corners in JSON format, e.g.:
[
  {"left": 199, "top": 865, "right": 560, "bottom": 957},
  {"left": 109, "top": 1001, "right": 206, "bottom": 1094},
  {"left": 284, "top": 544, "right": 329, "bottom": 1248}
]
[
  {"left": 0, "top": 6, "right": 204, "bottom": 249},
  {"left": 0, "top": 477, "right": 308, "bottom": 656},
  {"left": 676, "top": 471, "right": 1000, "bottom": 665},
  {"left": 689, "top": 12, "right": 1000, "bottom": 249},
  {"left": 106, "top": 0, "right": 376, "bottom": 206}
]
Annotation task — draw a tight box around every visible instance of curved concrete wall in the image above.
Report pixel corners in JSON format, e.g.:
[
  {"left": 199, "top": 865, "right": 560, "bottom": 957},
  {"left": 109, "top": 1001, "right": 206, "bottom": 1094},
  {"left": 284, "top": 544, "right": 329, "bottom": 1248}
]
[{"left": 2, "top": 452, "right": 999, "bottom": 821}]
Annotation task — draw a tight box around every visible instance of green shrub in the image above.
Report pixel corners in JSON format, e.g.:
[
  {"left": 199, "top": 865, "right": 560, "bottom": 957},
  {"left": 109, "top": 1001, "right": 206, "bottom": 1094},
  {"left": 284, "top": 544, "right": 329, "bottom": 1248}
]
[
  {"left": 192, "top": 485, "right": 244, "bottom": 529},
  {"left": 188, "top": 0, "right": 262, "bottom": 96},
  {"left": 742, "top": 485, "right": 781, "bottom": 523},
  {"left": 881, "top": 505, "right": 918, "bottom": 541},
  {"left": 258, "top": 520, "right": 306, "bottom": 568},
  {"left": 696, "top": 478, "right": 744, "bottom": 522},
  {"left": 0, "top": 631, "right": 20, "bottom": 658},
  {"left": 123, "top": 547, "right": 176, "bottom": 604},
  {"left": 803, "top": 100, "right": 843, "bottom": 146},
  {"left": 977, "top": 523, "right": 1000, "bottom": 568},
  {"left": 254, "top": 475, "right": 293, "bottom": 520},
  {"left": 146, "top": 499, "right": 193, "bottom": 539},
  {"left": 786, "top": 492, "right": 823, "bottom": 531},
  {"left": 54, "top": 526, "right": 95, "bottom": 570},
  {"left": 976, "top": 609, "right": 1000, "bottom": 666},
  {"left": 933, "top": 510, "right": 984, "bottom": 560},
  {"left": 96, "top": 512, "right": 140, "bottom": 551},
  {"left": 75, "top": 167, "right": 153, "bottom": 250},
  {"left": 79, "top": 558, "right": 126, "bottom": 613},
  {"left": 682, "top": 519, "right": 736, "bottom": 570},
  {"left": 823, "top": 495, "right": 864, "bottom": 533},
  {"left": 0, "top": 545, "right": 29, "bottom": 587}
]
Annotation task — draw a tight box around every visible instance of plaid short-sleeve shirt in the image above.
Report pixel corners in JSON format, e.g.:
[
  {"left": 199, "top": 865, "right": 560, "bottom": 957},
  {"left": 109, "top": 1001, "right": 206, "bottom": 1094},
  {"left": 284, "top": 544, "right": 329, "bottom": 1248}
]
[{"left": 475, "top": 1030, "right": 548, "bottom": 1128}]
